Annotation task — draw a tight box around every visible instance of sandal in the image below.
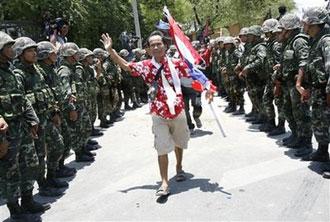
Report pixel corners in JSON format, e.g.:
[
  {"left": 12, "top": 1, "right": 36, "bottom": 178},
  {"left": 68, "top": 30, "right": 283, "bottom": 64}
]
[
  {"left": 155, "top": 186, "right": 170, "bottom": 196},
  {"left": 175, "top": 170, "right": 186, "bottom": 182}
]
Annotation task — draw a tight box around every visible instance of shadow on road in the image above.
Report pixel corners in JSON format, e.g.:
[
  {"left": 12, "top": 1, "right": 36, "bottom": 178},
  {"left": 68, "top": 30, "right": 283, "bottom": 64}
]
[
  {"left": 119, "top": 173, "right": 231, "bottom": 204},
  {"left": 190, "top": 129, "right": 213, "bottom": 138}
]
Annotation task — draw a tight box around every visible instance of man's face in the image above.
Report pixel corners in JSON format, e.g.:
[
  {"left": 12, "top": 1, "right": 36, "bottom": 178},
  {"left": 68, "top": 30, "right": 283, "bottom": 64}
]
[
  {"left": 148, "top": 35, "right": 166, "bottom": 59},
  {"left": 247, "top": 34, "right": 256, "bottom": 43},
  {"left": 22, "top": 47, "right": 37, "bottom": 64},
  {"left": 48, "top": 51, "right": 57, "bottom": 64},
  {"left": 86, "top": 55, "right": 94, "bottom": 65},
  {"left": 73, "top": 53, "right": 80, "bottom": 62},
  {"left": 224, "top": 43, "right": 233, "bottom": 50},
  {"left": 1, "top": 43, "right": 15, "bottom": 61},
  {"left": 239, "top": 35, "right": 247, "bottom": 43},
  {"left": 303, "top": 23, "right": 320, "bottom": 38},
  {"left": 60, "top": 25, "right": 69, "bottom": 36}
]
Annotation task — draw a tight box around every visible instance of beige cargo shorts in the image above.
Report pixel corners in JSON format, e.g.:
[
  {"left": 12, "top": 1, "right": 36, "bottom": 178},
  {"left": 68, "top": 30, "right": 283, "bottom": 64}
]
[{"left": 151, "top": 111, "right": 190, "bottom": 156}]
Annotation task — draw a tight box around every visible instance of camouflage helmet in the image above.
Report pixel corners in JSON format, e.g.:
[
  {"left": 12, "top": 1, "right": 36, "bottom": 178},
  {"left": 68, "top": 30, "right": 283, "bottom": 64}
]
[
  {"left": 12, "top": 37, "right": 37, "bottom": 57},
  {"left": 239, "top": 27, "right": 249, "bottom": 36},
  {"left": 223, "top": 36, "right": 235, "bottom": 45},
  {"left": 191, "top": 40, "right": 201, "bottom": 48},
  {"left": 280, "top": 13, "right": 301, "bottom": 30},
  {"left": 262, "top": 19, "right": 280, "bottom": 33},
  {"left": 216, "top": 36, "right": 225, "bottom": 43},
  {"left": 0, "top": 31, "right": 15, "bottom": 51},
  {"left": 60, "top": 42, "right": 79, "bottom": 57},
  {"left": 93, "top": 48, "right": 108, "bottom": 59},
  {"left": 78, "top": 48, "right": 93, "bottom": 61},
  {"left": 302, "top": 7, "right": 329, "bottom": 25},
  {"left": 247, "top": 25, "right": 262, "bottom": 36},
  {"left": 119, "top": 49, "right": 129, "bottom": 57},
  {"left": 37, "top": 41, "right": 56, "bottom": 60}
]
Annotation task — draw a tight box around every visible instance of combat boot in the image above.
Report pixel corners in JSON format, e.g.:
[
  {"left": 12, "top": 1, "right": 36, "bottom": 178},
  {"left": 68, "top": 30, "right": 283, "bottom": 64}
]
[
  {"left": 7, "top": 201, "right": 41, "bottom": 222},
  {"left": 245, "top": 110, "right": 255, "bottom": 118},
  {"left": 100, "top": 121, "right": 110, "bottom": 128},
  {"left": 124, "top": 102, "right": 134, "bottom": 110},
  {"left": 294, "top": 139, "right": 313, "bottom": 157},
  {"left": 21, "top": 191, "right": 51, "bottom": 213},
  {"left": 232, "top": 105, "right": 245, "bottom": 115},
  {"left": 132, "top": 102, "right": 142, "bottom": 109},
  {"left": 47, "top": 170, "right": 69, "bottom": 189},
  {"left": 87, "top": 139, "right": 98, "bottom": 146},
  {"left": 259, "top": 119, "right": 276, "bottom": 132},
  {"left": 56, "top": 159, "right": 76, "bottom": 178},
  {"left": 75, "top": 153, "right": 95, "bottom": 162},
  {"left": 302, "top": 144, "right": 329, "bottom": 162},
  {"left": 91, "top": 127, "right": 103, "bottom": 136},
  {"left": 282, "top": 133, "right": 297, "bottom": 146}
]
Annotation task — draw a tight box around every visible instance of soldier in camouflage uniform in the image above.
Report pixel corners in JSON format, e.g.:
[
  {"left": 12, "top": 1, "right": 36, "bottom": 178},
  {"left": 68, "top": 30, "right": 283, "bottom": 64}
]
[
  {"left": 221, "top": 37, "right": 244, "bottom": 114},
  {"left": 259, "top": 19, "right": 282, "bottom": 133},
  {"left": 94, "top": 48, "right": 113, "bottom": 128},
  {"left": 78, "top": 48, "right": 103, "bottom": 137},
  {"left": 278, "top": 14, "right": 313, "bottom": 157},
  {"left": 103, "top": 54, "right": 124, "bottom": 124},
  {"left": 235, "top": 27, "right": 255, "bottom": 119},
  {"left": 132, "top": 48, "right": 148, "bottom": 104},
  {"left": 57, "top": 43, "right": 95, "bottom": 162},
  {"left": 239, "top": 25, "right": 267, "bottom": 124},
  {"left": 0, "top": 31, "right": 49, "bottom": 220},
  {"left": 298, "top": 8, "right": 330, "bottom": 177},
  {"left": 119, "top": 49, "right": 139, "bottom": 110},
  {"left": 37, "top": 41, "right": 74, "bottom": 188},
  {"left": 268, "top": 24, "right": 287, "bottom": 136},
  {"left": 12, "top": 37, "right": 64, "bottom": 199}
]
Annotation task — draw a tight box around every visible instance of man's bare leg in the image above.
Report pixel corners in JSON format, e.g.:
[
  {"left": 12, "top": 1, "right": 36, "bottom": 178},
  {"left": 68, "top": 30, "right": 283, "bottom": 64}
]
[
  {"left": 158, "top": 154, "right": 169, "bottom": 189},
  {"left": 175, "top": 146, "right": 183, "bottom": 173}
]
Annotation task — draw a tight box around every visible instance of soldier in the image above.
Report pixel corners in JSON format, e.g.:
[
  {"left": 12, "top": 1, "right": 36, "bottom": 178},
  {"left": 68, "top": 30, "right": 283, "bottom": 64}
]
[
  {"left": 239, "top": 25, "right": 267, "bottom": 125},
  {"left": 37, "top": 41, "right": 76, "bottom": 184},
  {"left": 12, "top": 37, "right": 63, "bottom": 197},
  {"left": 94, "top": 48, "right": 114, "bottom": 128},
  {"left": 57, "top": 43, "right": 95, "bottom": 162},
  {"left": 268, "top": 24, "right": 287, "bottom": 136},
  {"left": 119, "top": 49, "right": 139, "bottom": 110},
  {"left": 78, "top": 48, "right": 104, "bottom": 137},
  {"left": 259, "top": 19, "right": 282, "bottom": 133},
  {"left": 0, "top": 31, "right": 49, "bottom": 220},
  {"left": 103, "top": 53, "right": 125, "bottom": 124},
  {"left": 221, "top": 37, "right": 244, "bottom": 114},
  {"left": 278, "top": 13, "right": 313, "bottom": 157},
  {"left": 299, "top": 7, "right": 330, "bottom": 178}
]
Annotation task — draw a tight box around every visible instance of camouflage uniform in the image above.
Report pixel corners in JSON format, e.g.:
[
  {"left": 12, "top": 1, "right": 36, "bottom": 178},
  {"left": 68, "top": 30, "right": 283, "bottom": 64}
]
[
  {"left": 244, "top": 26, "right": 268, "bottom": 122},
  {"left": 0, "top": 33, "right": 41, "bottom": 219},
  {"left": 37, "top": 41, "right": 67, "bottom": 182},
  {"left": 58, "top": 43, "right": 94, "bottom": 162},
  {"left": 279, "top": 14, "right": 313, "bottom": 152},
  {"left": 222, "top": 37, "right": 244, "bottom": 113},
  {"left": 260, "top": 19, "right": 282, "bottom": 132},
  {"left": 301, "top": 7, "right": 330, "bottom": 162}
]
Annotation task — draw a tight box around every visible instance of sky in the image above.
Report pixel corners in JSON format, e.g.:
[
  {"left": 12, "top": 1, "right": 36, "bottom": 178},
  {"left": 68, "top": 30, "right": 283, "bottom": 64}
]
[{"left": 293, "top": 0, "right": 327, "bottom": 17}]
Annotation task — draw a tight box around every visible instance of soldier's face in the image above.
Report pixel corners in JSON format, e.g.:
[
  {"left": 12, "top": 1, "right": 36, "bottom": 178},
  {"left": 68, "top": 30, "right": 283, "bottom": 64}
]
[
  {"left": 148, "top": 35, "right": 166, "bottom": 59},
  {"left": 22, "top": 47, "right": 37, "bottom": 64},
  {"left": 224, "top": 44, "right": 233, "bottom": 50},
  {"left": 61, "top": 25, "right": 69, "bottom": 36},
  {"left": 275, "top": 31, "right": 284, "bottom": 42},
  {"left": 303, "top": 23, "right": 319, "bottom": 38},
  {"left": 73, "top": 53, "right": 80, "bottom": 62},
  {"left": 1, "top": 43, "right": 15, "bottom": 61},
  {"left": 239, "top": 35, "right": 247, "bottom": 43},
  {"left": 247, "top": 34, "right": 255, "bottom": 43},
  {"left": 86, "top": 55, "right": 94, "bottom": 65},
  {"left": 48, "top": 51, "right": 57, "bottom": 64}
]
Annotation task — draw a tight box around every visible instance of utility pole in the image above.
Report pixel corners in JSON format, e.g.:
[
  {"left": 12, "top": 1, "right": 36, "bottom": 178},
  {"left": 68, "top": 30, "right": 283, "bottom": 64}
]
[{"left": 131, "top": 0, "right": 142, "bottom": 48}]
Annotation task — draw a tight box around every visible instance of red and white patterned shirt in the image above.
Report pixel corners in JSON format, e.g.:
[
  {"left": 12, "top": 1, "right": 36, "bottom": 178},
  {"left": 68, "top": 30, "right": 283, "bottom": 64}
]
[{"left": 129, "top": 57, "right": 190, "bottom": 119}]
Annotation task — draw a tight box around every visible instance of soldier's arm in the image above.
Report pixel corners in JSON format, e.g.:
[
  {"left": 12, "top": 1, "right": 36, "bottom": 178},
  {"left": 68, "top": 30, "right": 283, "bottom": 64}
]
[
  {"left": 243, "top": 45, "right": 267, "bottom": 73},
  {"left": 321, "top": 37, "right": 330, "bottom": 105},
  {"left": 57, "top": 69, "right": 76, "bottom": 111},
  {"left": 273, "top": 42, "right": 282, "bottom": 65},
  {"left": 293, "top": 38, "right": 309, "bottom": 69}
]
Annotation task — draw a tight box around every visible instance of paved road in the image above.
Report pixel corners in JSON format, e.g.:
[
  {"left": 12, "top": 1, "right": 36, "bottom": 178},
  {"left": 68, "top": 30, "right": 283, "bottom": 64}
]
[{"left": 1, "top": 95, "right": 329, "bottom": 221}]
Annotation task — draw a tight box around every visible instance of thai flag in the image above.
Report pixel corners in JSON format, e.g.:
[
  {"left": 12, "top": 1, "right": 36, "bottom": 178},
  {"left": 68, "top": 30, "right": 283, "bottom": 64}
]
[{"left": 163, "top": 6, "right": 216, "bottom": 92}]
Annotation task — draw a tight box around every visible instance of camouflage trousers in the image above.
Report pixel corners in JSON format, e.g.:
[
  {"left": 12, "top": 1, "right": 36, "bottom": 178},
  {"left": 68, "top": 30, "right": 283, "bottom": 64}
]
[
  {"left": 45, "top": 120, "right": 65, "bottom": 172},
  {"left": 249, "top": 81, "right": 265, "bottom": 115},
  {"left": 274, "top": 87, "right": 286, "bottom": 122},
  {"left": 228, "top": 75, "right": 244, "bottom": 106},
  {"left": 311, "top": 89, "right": 330, "bottom": 145},
  {"left": 20, "top": 125, "right": 39, "bottom": 194},
  {"left": 0, "top": 121, "right": 22, "bottom": 201},
  {"left": 97, "top": 87, "right": 114, "bottom": 122},
  {"left": 122, "top": 77, "right": 136, "bottom": 104},
  {"left": 183, "top": 92, "right": 202, "bottom": 130},
  {"left": 87, "top": 93, "right": 98, "bottom": 126},
  {"left": 64, "top": 104, "right": 92, "bottom": 155},
  {"left": 282, "top": 84, "right": 312, "bottom": 139},
  {"left": 262, "top": 81, "right": 275, "bottom": 120}
]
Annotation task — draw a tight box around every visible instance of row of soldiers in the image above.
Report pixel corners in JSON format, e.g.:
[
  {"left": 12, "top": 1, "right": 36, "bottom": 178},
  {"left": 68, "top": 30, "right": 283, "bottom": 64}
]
[
  {"left": 0, "top": 30, "right": 146, "bottom": 220},
  {"left": 213, "top": 7, "right": 330, "bottom": 177}
]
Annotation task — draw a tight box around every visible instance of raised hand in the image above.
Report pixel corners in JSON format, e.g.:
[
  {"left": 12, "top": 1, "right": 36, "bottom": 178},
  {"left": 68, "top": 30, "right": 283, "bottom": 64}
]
[{"left": 100, "top": 33, "right": 113, "bottom": 51}]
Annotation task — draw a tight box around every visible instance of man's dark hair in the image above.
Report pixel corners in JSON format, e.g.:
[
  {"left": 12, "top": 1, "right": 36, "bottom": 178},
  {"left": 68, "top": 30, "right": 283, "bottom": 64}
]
[{"left": 146, "top": 30, "right": 165, "bottom": 46}]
